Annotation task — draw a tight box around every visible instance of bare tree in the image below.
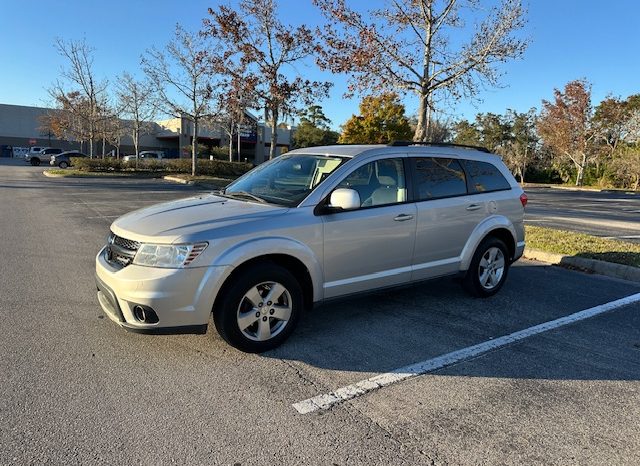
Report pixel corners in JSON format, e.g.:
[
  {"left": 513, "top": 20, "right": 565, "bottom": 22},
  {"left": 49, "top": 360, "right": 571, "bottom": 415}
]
[
  {"left": 116, "top": 72, "right": 157, "bottom": 166},
  {"left": 204, "top": 0, "right": 331, "bottom": 160},
  {"left": 106, "top": 115, "right": 126, "bottom": 158},
  {"left": 314, "top": 0, "right": 528, "bottom": 142},
  {"left": 142, "top": 25, "right": 214, "bottom": 176},
  {"left": 49, "top": 38, "right": 108, "bottom": 157},
  {"left": 211, "top": 71, "right": 253, "bottom": 162}
]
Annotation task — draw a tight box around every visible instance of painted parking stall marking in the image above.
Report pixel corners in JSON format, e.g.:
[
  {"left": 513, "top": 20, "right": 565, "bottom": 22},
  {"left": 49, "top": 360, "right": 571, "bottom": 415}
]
[{"left": 293, "top": 292, "right": 640, "bottom": 414}]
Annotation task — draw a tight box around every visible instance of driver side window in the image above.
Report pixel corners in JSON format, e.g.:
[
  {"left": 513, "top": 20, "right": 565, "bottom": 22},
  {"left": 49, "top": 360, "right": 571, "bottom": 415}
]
[{"left": 337, "top": 158, "right": 407, "bottom": 207}]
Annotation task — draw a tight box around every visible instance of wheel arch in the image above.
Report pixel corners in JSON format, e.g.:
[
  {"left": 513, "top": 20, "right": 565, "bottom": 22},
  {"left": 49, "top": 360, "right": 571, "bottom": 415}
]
[
  {"left": 459, "top": 216, "right": 517, "bottom": 271},
  {"left": 213, "top": 253, "right": 315, "bottom": 316}
]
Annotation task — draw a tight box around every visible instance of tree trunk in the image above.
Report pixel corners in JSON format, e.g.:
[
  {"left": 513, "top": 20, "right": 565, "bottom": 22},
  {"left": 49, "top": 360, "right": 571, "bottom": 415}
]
[
  {"left": 269, "top": 108, "right": 279, "bottom": 160},
  {"left": 134, "top": 127, "right": 140, "bottom": 170},
  {"left": 575, "top": 164, "right": 585, "bottom": 186},
  {"left": 192, "top": 118, "right": 198, "bottom": 176},
  {"left": 413, "top": 92, "right": 429, "bottom": 142}
]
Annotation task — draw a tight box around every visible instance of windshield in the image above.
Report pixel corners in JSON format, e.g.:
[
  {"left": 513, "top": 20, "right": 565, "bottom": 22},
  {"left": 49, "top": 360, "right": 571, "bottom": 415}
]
[{"left": 224, "top": 154, "right": 346, "bottom": 207}]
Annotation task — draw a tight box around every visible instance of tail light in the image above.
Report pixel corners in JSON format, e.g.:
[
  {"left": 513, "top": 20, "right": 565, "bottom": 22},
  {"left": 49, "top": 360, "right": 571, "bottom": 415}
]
[{"left": 520, "top": 192, "right": 528, "bottom": 208}]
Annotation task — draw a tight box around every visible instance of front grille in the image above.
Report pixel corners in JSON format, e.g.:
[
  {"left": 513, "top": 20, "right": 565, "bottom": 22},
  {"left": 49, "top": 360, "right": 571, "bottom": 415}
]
[
  {"left": 105, "top": 233, "right": 140, "bottom": 268},
  {"left": 112, "top": 235, "right": 140, "bottom": 251}
]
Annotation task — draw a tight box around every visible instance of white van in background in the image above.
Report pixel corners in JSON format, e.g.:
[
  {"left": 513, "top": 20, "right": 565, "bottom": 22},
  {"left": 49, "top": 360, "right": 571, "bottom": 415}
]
[{"left": 122, "top": 151, "right": 166, "bottom": 162}]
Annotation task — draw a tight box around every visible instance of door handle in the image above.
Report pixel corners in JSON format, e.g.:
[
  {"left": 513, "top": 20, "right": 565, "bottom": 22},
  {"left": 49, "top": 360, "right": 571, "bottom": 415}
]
[
  {"left": 466, "top": 204, "right": 482, "bottom": 211},
  {"left": 394, "top": 214, "right": 414, "bottom": 221}
]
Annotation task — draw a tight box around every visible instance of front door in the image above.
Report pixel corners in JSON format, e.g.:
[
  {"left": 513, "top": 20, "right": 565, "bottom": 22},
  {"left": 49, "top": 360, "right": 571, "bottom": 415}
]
[{"left": 321, "top": 157, "right": 417, "bottom": 299}]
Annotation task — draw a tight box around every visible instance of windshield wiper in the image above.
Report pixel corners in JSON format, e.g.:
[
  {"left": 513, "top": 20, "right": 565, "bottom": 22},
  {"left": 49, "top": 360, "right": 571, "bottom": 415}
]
[{"left": 224, "top": 191, "right": 267, "bottom": 204}]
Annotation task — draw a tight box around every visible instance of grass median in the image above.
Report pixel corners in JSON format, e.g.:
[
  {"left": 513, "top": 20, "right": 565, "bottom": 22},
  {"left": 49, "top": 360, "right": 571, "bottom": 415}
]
[
  {"left": 525, "top": 225, "right": 640, "bottom": 268},
  {"left": 47, "top": 169, "right": 161, "bottom": 177}
]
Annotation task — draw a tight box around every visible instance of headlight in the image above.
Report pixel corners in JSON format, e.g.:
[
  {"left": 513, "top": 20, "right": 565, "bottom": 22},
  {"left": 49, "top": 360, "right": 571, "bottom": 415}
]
[{"left": 133, "top": 242, "right": 208, "bottom": 268}]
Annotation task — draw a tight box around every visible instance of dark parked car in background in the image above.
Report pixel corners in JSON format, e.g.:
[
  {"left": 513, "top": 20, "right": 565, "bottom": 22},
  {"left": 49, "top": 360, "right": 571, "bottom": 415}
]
[{"left": 50, "top": 151, "right": 87, "bottom": 168}]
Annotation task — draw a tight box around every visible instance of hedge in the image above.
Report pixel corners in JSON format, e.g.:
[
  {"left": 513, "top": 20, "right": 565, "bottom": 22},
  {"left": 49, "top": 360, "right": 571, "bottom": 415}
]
[{"left": 70, "top": 157, "right": 253, "bottom": 177}]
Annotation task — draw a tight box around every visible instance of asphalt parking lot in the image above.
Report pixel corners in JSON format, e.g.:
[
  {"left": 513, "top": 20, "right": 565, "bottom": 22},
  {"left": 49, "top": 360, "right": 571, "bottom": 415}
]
[
  {"left": 525, "top": 187, "right": 640, "bottom": 242},
  {"left": 1, "top": 159, "right": 640, "bottom": 465}
]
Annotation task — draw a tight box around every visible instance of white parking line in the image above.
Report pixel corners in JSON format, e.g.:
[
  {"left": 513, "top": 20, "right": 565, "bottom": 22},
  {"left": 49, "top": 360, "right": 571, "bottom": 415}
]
[
  {"left": 60, "top": 190, "right": 202, "bottom": 196},
  {"left": 72, "top": 200, "right": 164, "bottom": 205},
  {"left": 292, "top": 292, "right": 640, "bottom": 414}
]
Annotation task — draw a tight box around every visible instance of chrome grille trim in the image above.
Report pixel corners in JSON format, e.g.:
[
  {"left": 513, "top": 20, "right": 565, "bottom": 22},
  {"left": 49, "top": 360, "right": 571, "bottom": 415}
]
[
  {"left": 105, "top": 233, "right": 140, "bottom": 268},
  {"left": 112, "top": 235, "right": 141, "bottom": 251}
]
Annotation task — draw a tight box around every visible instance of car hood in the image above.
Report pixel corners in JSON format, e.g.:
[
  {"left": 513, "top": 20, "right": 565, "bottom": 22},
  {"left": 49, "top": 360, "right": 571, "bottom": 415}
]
[{"left": 111, "top": 193, "right": 288, "bottom": 243}]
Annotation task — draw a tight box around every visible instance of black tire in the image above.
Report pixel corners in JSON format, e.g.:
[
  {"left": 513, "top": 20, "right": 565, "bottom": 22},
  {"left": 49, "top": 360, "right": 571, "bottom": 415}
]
[
  {"left": 30, "top": 158, "right": 40, "bottom": 166},
  {"left": 213, "top": 262, "right": 303, "bottom": 353},
  {"left": 59, "top": 161, "right": 69, "bottom": 169},
  {"left": 462, "top": 237, "right": 510, "bottom": 298}
]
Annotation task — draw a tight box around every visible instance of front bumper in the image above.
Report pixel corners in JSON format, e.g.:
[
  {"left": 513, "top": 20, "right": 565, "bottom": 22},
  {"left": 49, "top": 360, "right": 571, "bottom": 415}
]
[{"left": 95, "top": 247, "right": 230, "bottom": 332}]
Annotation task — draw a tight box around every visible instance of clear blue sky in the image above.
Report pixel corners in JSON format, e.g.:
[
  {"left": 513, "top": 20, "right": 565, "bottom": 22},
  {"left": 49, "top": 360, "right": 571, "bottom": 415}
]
[{"left": 1, "top": 0, "right": 638, "bottom": 130}]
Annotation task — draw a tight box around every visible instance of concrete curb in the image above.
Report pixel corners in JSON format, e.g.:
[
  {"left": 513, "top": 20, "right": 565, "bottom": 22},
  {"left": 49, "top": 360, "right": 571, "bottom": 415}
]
[
  {"left": 523, "top": 183, "right": 639, "bottom": 195},
  {"left": 162, "top": 175, "right": 232, "bottom": 189},
  {"left": 524, "top": 248, "right": 640, "bottom": 283},
  {"left": 163, "top": 175, "right": 194, "bottom": 185},
  {"left": 42, "top": 170, "right": 61, "bottom": 178}
]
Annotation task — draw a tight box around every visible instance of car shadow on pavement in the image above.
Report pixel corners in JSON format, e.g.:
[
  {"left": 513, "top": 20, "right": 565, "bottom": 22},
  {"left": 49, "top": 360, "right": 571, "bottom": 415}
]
[{"left": 263, "top": 263, "right": 640, "bottom": 380}]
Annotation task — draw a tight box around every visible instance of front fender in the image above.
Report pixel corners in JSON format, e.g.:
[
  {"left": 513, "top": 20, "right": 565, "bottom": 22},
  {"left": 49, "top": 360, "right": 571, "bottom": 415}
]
[
  {"left": 459, "top": 216, "right": 517, "bottom": 271},
  {"left": 213, "top": 236, "right": 324, "bottom": 302}
]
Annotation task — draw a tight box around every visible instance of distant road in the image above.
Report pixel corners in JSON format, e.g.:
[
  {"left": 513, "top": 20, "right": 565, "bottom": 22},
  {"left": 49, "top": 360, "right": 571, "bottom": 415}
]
[{"left": 525, "top": 187, "right": 640, "bottom": 242}]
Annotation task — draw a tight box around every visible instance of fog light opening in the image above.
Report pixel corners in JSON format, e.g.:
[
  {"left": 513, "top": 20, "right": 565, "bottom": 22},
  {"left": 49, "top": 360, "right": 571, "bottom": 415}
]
[
  {"left": 133, "top": 305, "right": 146, "bottom": 322},
  {"left": 132, "top": 305, "right": 159, "bottom": 324}
]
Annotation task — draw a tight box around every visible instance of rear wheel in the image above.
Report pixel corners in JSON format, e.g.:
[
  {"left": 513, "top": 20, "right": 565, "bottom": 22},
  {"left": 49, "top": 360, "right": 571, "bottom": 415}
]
[
  {"left": 59, "top": 161, "right": 69, "bottom": 169},
  {"left": 213, "top": 262, "right": 303, "bottom": 353},
  {"left": 30, "top": 158, "right": 40, "bottom": 166},
  {"left": 462, "top": 237, "right": 510, "bottom": 297}
]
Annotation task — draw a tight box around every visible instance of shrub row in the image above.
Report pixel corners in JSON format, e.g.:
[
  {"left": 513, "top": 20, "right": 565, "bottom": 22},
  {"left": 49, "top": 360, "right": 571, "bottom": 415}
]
[{"left": 70, "top": 157, "right": 253, "bottom": 177}]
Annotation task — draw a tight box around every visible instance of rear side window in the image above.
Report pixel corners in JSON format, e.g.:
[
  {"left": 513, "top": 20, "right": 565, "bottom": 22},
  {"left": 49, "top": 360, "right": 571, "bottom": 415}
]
[
  {"left": 464, "top": 160, "right": 511, "bottom": 193},
  {"left": 412, "top": 157, "right": 467, "bottom": 200}
]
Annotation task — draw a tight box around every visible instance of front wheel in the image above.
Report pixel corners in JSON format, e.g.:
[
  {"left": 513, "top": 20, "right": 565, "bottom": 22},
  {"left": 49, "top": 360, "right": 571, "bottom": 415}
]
[
  {"left": 213, "top": 262, "right": 303, "bottom": 353},
  {"left": 59, "top": 161, "right": 69, "bottom": 169},
  {"left": 462, "top": 237, "right": 510, "bottom": 298},
  {"left": 30, "top": 158, "right": 40, "bottom": 166}
]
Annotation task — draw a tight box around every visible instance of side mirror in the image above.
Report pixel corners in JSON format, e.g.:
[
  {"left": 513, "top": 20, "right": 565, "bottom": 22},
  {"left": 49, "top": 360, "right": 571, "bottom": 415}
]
[{"left": 329, "top": 188, "right": 361, "bottom": 211}]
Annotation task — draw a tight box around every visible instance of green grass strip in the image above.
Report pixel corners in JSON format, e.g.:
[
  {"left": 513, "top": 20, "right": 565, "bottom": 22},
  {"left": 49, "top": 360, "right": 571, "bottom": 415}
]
[{"left": 525, "top": 225, "right": 640, "bottom": 268}]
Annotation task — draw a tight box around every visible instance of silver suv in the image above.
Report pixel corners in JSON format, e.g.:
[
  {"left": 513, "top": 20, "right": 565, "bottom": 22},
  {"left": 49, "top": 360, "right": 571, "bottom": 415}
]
[
  {"left": 96, "top": 143, "right": 526, "bottom": 352},
  {"left": 25, "top": 147, "right": 62, "bottom": 166}
]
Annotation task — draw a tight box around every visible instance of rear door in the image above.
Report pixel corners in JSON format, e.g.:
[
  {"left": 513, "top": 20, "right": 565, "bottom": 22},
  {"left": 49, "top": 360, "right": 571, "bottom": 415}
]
[{"left": 410, "top": 156, "right": 488, "bottom": 281}]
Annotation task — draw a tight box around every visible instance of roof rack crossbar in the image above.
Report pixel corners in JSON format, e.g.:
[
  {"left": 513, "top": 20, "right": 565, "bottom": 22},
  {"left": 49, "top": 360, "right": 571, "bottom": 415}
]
[{"left": 388, "top": 141, "right": 491, "bottom": 153}]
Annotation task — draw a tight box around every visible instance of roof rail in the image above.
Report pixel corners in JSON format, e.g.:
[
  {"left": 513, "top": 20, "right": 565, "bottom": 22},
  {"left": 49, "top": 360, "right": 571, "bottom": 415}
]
[{"left": 388, "top": 141, "right": 491, "bottom": 153}]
